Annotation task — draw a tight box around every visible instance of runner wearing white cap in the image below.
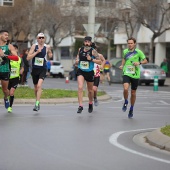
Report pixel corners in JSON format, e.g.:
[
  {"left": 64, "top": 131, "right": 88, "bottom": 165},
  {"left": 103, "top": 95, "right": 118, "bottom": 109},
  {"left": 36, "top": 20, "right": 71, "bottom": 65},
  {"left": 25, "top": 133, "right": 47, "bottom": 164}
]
[{"left": 27, "top": 33, "right": 53, "bottom": 111}]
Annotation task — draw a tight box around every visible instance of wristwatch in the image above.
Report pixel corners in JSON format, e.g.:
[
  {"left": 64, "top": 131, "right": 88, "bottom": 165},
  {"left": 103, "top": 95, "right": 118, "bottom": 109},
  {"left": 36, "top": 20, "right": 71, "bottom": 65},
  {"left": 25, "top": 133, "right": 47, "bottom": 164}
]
[{"left": 91, "top": 58, "right": 93, "bottom": 61}]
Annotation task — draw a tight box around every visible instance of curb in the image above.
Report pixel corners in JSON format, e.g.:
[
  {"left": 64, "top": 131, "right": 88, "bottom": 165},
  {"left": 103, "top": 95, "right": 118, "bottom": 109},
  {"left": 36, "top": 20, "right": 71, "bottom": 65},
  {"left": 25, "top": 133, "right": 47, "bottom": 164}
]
[
  {"left": 145, "top": 129, "right": 170, "bottom": 152},
  {"left": 0, "top": 94, "right": 112, "bottom": 105}
]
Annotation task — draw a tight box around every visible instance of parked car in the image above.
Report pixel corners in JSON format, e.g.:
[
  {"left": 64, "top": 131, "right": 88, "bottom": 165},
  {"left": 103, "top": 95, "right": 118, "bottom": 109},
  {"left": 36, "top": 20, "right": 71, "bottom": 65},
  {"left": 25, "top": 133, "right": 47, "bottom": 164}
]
[
  {"left": 139, "top": 63, "right": 166, "bottom": 86},
  {"left": 50, "top": 61, "right": 64, "bottom": 78},
  {"left": 109, "top": 58, "right": 123, "bottom": 83},
  {"left": 109, "top": 59, "right": 166, "bottom": 86}
]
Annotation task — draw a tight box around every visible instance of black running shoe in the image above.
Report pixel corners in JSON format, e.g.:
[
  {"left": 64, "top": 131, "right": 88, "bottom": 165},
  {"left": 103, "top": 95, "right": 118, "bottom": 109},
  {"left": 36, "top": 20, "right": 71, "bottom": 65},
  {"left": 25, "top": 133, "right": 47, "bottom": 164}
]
[
  {"left": 33, "top": 104, "right": 40, "bottom": 111},
  {"left": 122, "top": 103, "right": 128, "bottom": 112},
  {"left": 77, "top": 106, "right": 83, "bottom": 113},
  {"left": 88, "top": 104, "right": 93, "bottom": 113},
  {"left": 128, "top": 110, "right": 133, "bottom": 118},
  {"left": 94, "top": 98, "right": 98, "bottom": 106}
]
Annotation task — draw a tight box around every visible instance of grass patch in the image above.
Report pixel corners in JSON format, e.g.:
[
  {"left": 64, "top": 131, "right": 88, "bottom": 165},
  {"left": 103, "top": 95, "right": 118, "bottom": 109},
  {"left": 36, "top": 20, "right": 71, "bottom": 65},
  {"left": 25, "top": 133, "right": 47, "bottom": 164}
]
[
  {"left": 161, "top": 125, "right": 170, "bottom": 137},
  {"left": 0, "top": 87, "right": 105, "bottom": 99}
]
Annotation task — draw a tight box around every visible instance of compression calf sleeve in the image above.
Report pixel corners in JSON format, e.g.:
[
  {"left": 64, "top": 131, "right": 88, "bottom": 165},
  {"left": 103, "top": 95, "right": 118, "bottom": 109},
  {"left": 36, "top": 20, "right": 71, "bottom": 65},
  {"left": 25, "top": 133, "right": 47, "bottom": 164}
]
[{"left": 10, "top": 95, "right": 14, "bottom": 107}]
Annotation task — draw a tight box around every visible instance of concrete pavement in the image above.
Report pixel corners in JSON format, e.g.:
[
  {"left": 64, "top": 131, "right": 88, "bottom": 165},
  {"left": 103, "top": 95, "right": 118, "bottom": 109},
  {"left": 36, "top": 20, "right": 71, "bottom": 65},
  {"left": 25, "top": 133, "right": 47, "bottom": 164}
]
[
  {"left": 139, "top": 77, "right": 170, "bottom": 152},
  {"left": 146, "top": 129, "right": 170, "bottom": 152},
  {"left": 165, "top": 77, "right": 170, "bottom": 86},
  {"left": 0, "top": 78, "right": 170, "bottom": 153},
  {"left": 138, "top": 77, "right": 170, "bottom": 152}
]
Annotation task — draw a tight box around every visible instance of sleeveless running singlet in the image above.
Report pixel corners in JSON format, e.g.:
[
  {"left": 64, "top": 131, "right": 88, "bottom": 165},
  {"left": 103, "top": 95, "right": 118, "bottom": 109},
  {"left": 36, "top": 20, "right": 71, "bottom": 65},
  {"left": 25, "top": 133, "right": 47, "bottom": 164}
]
[
  {"left": 0, "top": 44, "right": 10, "bottom": 72},
  {"left": 32, "top": 45, "right": 47, "bottom": 69},
  {"left": 10, "top": 58, "right": 21, "bottom": 79},
  {"left": 78, "top": 47, "right": 94, "bottom": 72}
]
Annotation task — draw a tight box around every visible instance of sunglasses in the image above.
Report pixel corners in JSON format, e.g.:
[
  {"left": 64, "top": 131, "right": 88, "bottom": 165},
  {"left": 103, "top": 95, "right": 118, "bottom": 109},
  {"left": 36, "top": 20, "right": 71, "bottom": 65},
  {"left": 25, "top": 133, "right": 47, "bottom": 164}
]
[{"left": 38, "top": 37, "right": 44, "bottom": 39}]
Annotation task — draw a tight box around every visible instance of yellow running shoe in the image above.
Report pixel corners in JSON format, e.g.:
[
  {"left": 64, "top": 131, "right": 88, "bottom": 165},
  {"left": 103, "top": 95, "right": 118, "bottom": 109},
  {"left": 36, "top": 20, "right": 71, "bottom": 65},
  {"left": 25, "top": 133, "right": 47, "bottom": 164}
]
[{"left": 7, "top": 107, "right": 12, "bottom": 113}]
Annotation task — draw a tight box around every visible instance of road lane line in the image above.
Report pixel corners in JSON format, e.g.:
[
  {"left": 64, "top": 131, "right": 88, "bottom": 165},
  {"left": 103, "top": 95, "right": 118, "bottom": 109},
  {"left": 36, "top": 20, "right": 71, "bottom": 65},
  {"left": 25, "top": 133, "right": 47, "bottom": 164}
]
[
  {"left": 160, "top": 100, "right": 170, "bottom": 105},
  {"left": 109, "top": 128, "right": 170, "bottom": 164}
]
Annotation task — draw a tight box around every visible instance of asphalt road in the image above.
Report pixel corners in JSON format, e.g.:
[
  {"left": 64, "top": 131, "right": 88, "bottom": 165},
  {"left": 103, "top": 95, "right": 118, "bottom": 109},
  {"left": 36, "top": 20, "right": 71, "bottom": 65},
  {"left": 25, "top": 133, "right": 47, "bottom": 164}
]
[{"left": 0, "top": 78, "right": 170, "bottom": 170}]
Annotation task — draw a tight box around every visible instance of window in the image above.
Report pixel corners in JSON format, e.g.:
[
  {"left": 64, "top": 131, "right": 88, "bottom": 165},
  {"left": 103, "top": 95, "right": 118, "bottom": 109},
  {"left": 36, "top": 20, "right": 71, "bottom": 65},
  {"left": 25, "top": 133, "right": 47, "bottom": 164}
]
[
  {"left": 0, "top": 0, "right": 14, "bottom": 7},
  {"left": 142, "top": 65, "right": 159, "bottom": 69},
  {"left": 61, "top": 47, "right": 70, "bottom": 59}
]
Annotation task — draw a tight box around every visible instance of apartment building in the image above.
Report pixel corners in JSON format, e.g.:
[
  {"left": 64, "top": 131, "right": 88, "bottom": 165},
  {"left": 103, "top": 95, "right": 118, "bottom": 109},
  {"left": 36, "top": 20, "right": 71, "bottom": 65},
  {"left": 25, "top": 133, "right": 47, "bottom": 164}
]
[
  {"left": 114, "top": 0, "right": 170, "bottom": 71},
  {"left": 41, "top": 0, "right": 117, "bottom": 70},
  {"left": 35, "top": 0, "right": 170, "bottom": 72},
  {"left": 1, "top": 0, "right": 170, "bottom": 72},
  {"left": 0, "top": 0, "right": 14, "bottom": 6}
]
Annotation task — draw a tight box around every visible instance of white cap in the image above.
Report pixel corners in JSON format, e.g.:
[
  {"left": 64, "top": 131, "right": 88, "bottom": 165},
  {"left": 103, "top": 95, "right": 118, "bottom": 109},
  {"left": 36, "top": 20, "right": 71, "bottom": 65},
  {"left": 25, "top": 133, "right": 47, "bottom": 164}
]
[{"left": 37, "top": 33, "right": 45, "bottom": 37}]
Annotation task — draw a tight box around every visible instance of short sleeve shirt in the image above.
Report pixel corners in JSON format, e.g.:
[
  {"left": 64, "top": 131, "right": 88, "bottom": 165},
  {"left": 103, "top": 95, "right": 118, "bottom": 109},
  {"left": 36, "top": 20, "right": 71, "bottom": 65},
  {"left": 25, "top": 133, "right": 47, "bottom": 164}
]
[{"left": 122, "top": 48, "right": 146, "bottom": 79}]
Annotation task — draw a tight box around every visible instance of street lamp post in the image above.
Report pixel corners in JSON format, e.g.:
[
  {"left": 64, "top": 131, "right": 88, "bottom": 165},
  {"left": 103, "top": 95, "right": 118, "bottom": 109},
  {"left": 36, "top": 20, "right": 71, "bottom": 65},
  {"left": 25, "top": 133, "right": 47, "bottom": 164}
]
[{"left": 87, "top": 0, "right": 95, "bottom": 41}]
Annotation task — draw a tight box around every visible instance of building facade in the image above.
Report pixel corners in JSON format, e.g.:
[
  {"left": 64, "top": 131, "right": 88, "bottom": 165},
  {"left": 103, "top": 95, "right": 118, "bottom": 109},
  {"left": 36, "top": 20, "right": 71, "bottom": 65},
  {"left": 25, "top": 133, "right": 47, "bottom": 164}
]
[{"left": 114, "top": 0, "right": 170, "bottom": 76}]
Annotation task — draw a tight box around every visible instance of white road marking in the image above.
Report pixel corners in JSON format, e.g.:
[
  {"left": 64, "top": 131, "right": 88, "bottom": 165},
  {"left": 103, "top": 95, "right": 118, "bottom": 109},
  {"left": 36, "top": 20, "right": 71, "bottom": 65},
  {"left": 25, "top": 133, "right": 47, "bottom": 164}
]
[
  {"left": 160, "top": 100, "right": 170, "bottom": 105},
  {"left": 109, "top": 128, "right": 170, "bottom": 164}
]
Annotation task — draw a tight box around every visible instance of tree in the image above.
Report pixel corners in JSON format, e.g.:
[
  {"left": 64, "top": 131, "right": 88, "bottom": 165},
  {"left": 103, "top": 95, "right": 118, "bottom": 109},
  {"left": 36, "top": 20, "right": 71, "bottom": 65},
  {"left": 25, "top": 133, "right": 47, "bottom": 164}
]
[
  {"left": 130, "top": 0, "right": 170, "bottom": 63},
  {"left": 0, "top": 0, "right": 33, "bottom": 43},
  {"left": 117, "top": 6, "right": 139, "bottom": 39}
]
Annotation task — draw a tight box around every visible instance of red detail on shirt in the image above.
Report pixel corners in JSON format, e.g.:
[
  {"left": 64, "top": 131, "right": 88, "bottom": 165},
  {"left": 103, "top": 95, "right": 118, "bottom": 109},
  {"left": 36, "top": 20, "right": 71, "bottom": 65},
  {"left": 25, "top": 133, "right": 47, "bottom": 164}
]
[{"left": 94, "top": 64, "right": 100, "bottom": 77}]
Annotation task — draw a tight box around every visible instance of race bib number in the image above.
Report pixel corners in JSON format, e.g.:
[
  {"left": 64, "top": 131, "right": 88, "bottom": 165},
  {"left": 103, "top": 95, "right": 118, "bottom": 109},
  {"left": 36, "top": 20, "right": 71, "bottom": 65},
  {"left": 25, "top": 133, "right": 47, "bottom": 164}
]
[
  {"left": 80, "top": 61, "right": 89, "bottom": 70},
  {"left": 126, "top": 65, "right": 135, "bottom": 74},
  {"left": 11, "top": 68, "right": 18, "bottom": 77},
  {"left": 34, "top": 57, "right": 44, "bottom": 66}
]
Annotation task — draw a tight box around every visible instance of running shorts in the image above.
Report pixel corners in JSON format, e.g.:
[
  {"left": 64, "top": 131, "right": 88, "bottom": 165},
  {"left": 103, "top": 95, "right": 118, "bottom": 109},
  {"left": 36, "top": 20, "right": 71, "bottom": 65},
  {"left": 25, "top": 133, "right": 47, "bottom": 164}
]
[
  {"left": 0, "top": 72, "right": 10, "bottom": 81},
  {"left": 8, "top": 77, "right": 19, "bottom": 90},
  {"left": 31, "top": 68, "right": 46, "bottom": 85},
  {"left": 123, "top": 75, "right": 139, "bottom": 90},
  {"left": 93, "top": 76, "right": 100, "bottom": 87},
  {"left": 77, "top": 68, "right": 94, "bottom": 82}
]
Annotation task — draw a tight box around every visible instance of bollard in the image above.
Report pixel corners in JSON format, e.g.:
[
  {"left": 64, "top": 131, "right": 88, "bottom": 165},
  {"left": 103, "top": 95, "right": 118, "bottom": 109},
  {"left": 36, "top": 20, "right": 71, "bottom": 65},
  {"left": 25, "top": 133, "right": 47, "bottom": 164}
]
[{"left": 153, "top": 75, "right": 158, "bottom": 91}]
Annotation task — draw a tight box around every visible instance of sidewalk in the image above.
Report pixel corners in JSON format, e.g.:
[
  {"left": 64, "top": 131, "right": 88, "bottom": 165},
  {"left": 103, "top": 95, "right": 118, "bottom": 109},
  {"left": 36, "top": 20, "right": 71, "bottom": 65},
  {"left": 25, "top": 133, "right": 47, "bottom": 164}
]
[
  {"left": 0, "top": 94, "right": 112, "bottom": 105},
  {"left": 165, "top": 77, "right": 170, "bottom": 86},
  {"left": 146, "top": 129, "right": 170, "bottom": 152},
  {"left": 141, "top": 77, "right": 170, "bottom": 152}
]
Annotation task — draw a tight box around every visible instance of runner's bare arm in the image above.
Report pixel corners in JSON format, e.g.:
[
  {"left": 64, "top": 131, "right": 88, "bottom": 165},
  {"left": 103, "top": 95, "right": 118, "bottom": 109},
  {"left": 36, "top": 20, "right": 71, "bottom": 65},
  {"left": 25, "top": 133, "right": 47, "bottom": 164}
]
[
  {"left": 27, "top": 44, "right": 40, "bottom": 61},
  {"left": 92, "top": 49, "right": 100, "bottom": 60},
  {"left": 7, "top": 44, "right": 19, "bottom": 61},
  {"left": 90, "top": 49, "right": 101, "bottom": 64},
  {"left": 75, "top": 48, "right": 80, "bottom": 64},
  {"left": 100, "top": 54, "right": 106, "bottom": 70},
  {"left": 47, "top": 45, "right": 53, "bottom": 59},
  {"left": 0, "top": 48, "right": 4, "bottom": 57},
  {"left": 119, "top": 58, "right": 125, "bottom": 69},
  {"left": 139, "top": 58, "right": 148, "bottom": 65}
]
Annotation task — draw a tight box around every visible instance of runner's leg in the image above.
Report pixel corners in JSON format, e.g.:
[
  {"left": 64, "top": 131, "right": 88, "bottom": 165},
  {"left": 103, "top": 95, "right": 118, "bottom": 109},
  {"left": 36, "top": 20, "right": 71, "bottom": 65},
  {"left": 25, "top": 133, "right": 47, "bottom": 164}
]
[{"left": 77, "top": 75, "right": 85, "bottom": 106}]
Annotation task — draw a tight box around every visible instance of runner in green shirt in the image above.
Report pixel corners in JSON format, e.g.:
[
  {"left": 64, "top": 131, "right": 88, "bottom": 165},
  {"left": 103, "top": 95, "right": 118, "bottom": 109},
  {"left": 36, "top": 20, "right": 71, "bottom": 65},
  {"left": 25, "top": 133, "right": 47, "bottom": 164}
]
[
  {"left": 119, "top": 37, "right": 148, "bottom": 118},
  {"left": 0, "top": 30, "right": 19, "bottom": 110}
]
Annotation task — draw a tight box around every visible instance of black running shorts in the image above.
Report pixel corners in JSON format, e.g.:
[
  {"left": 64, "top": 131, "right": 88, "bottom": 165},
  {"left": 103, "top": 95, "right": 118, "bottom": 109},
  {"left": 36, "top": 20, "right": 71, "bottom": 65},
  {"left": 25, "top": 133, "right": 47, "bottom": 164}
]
[
  {"left": 77, "top": 68, "right": 94, "bottom": 82},
  {"left": 93, "top": 76, "right": 100, "bottom": 87},
  {"left": 0, "top": 72, "right": 10, "bottom": 81},
  {"left": 31, "top": 68, "right": 46, "bottom": 85},
  {"left": 123, "top": 75, "right": 139, "bottom": 90},
  {"left": 8, "top": 77, "right": 19, "bottom": 90}
]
